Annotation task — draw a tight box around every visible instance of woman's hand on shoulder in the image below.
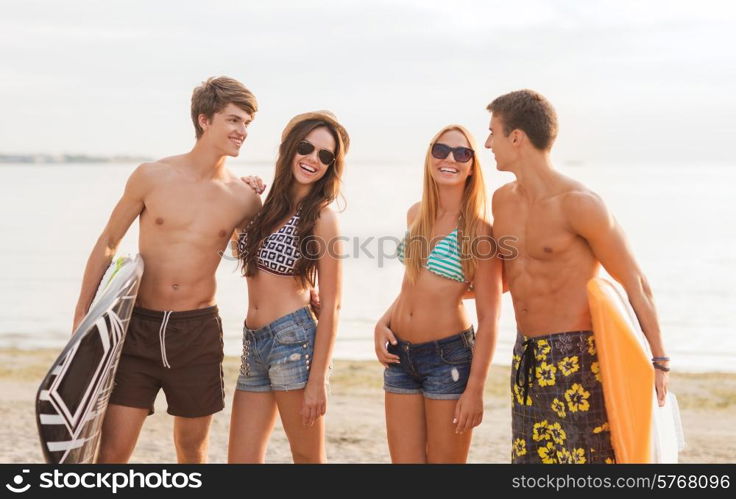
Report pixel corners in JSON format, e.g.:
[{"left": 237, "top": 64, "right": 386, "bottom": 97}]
[{"left": 240, "top": 175, "right": 266, "bottom": 195}]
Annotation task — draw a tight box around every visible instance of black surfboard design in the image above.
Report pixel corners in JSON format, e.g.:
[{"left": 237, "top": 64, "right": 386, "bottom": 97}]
[{"left": 35, "top": 255, "right": 143, "bottom": 463}]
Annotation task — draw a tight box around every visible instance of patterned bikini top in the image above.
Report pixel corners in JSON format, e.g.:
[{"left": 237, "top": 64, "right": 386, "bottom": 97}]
[
  {"left": 238, "top": 207, "right": 302, "bottom": 276},
  {"left": 397, "top": 228, "right": 467, "bottom": 283}
]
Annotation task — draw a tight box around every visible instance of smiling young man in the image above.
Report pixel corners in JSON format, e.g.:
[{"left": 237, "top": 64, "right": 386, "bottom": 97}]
[
  {"left": 72, "top": 76, "right": 262, "bottom": 463},
  {"left": 485, "top": 90, "right": 669, "bottom": 464}
]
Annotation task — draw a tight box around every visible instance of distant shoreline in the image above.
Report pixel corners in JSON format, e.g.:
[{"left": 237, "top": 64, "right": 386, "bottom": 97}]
[
  {"left": 0, "top": 155, "right": 284, "bottom": 166},
  {"left": 0, "top": 153, "right": 152, "bottom": 164}
]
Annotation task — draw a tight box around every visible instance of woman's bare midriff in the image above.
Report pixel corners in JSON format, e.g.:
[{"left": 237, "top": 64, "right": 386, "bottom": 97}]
[
  {"left": 245, "top": 270, "right": 310, "bottom": 329},
  {"left": 389, "top": 270, "right": 471, "bottom": 343}
]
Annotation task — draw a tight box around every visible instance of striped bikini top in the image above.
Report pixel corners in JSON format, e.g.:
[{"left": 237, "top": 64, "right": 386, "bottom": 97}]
[
  {"left": 238, "top": 208, "right": 302, "bottom": 276},
  {"left": 397, "top": 228, "right": 466, "bottom": 283}
]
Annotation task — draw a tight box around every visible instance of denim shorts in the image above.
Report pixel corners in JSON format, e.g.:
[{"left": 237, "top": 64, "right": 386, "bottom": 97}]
[
  {"left": 236, "top": 307, "right": 317, "bottom": 392},
  {"left": 383, "top": 326, "right": 475, "bottom": 400}
]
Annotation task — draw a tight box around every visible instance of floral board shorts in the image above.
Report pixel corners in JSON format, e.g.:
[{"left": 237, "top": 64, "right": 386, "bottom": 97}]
[{"left": 510, "top": 330, "right": 616, "bottom": 464}]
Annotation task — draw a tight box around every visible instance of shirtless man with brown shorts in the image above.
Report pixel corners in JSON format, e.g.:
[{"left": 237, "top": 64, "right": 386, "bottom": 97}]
[
  {"left": 72, "top": 77, "right": 261, "bottom": 463},
  {"left": 485, "top": 90, "right": 669, "bottom": 464}
]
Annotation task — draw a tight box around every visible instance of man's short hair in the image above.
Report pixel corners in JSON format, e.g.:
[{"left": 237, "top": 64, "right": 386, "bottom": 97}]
[
  {"left": 191, "top": 76, "right": 258, "bottom": 139},
  {"left": 487, "top": 90, "right": 558, "bottom": 150}
]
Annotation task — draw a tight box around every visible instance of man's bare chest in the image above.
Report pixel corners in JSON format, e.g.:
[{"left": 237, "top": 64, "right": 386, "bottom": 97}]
[
  {"left": 142, "top": 183, "right": 244, "bottom": 238},
  {"left": 494, "top": 202, "right": 579, "bottom": 262}
]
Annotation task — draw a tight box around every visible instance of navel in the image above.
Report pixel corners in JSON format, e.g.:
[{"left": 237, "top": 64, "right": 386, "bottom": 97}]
[
  {"left": 172, "top": 283, "right": 179, "bottom": 290},
  {"left": 543, "top": 246, "right": 553, "bottom": 253},
  {"left": 218, "top": 229, "right": 227, "bottom": 238},
  {"left": 155, "top": 217, "right": 164, "bottom": 225}
]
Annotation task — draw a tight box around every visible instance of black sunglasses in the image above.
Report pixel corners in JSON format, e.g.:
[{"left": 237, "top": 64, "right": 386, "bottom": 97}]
[
  {"left": 296, "top": 140, "right": 336, "bottom": 166},
  {"left": 431, "top": 143, "right": 474, "bottom": 163}
]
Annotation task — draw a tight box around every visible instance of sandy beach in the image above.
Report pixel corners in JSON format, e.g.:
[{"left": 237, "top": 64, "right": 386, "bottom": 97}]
[{"left": 2, "top": 348, "right": 734, "bottom": 464}]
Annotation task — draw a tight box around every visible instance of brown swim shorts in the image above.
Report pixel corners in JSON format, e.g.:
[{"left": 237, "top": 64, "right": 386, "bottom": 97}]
[{"left": 109, "top": 305, "right": 225, "bottom": 418}]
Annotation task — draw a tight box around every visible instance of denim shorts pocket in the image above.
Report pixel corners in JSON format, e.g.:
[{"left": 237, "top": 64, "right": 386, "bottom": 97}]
[
  {"left": 273, "top": 322, "right": 309, "bottom": 345},
  {"left": 439, "top": 341, "right": 473, "bottom": 365}
]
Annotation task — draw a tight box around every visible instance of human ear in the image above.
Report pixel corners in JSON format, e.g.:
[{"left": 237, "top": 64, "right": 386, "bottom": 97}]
[
  {"left": 198, "top": 114, "right": 210, "bottom": 132},
  {"left": 511, "top": 129, "right": 522, "bottom": 145}
]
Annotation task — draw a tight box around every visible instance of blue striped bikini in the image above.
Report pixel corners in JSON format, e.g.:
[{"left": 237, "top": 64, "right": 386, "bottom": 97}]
[{"left": 397, "top": 229, "right": 466, "bottom": 283}]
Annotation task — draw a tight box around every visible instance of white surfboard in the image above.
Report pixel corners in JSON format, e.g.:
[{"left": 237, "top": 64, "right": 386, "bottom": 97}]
[{"left": 35, "top": 255, "right": 144, "bottom": 463}]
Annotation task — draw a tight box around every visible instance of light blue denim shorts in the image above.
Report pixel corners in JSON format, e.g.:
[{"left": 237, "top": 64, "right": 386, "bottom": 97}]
[{"left": 236, "top": 307, "right": 317, "bottom": 392}]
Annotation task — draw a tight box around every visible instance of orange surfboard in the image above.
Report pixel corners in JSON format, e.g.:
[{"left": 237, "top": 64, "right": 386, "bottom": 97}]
[{"left": 587, "top": 278, "right": 654, "bottom": 463}]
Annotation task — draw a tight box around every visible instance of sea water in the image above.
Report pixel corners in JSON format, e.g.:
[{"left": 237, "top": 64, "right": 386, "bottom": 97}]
[{"left": 0, "top": 160, "right": 733, "bottom": 372}]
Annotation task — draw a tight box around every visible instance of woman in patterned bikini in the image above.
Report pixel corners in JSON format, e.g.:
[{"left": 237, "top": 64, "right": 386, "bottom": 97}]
[
  {"left": 228, "top": 111, "right": 348, "bottom": 463},
  {"left": 374, "top": 124, "right": 503, "bottom": 463}
]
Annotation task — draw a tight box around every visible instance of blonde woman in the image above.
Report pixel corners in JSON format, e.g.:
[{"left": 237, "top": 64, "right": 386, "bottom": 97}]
[{"left": 374, "top": 125, "right": 503, "bottom": 463}]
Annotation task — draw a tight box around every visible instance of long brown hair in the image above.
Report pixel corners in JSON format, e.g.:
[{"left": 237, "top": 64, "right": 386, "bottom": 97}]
[
  {"left": 240, "top": 113, "right": 348, "bottom": 289},
  {"left": 404, "top": 124, "right": 488, "bottom": 283}
]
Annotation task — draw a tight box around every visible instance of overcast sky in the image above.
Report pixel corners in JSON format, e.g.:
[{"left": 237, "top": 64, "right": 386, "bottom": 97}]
[{"left": 1, "top": 0, "right": 734, "bottom": 164}]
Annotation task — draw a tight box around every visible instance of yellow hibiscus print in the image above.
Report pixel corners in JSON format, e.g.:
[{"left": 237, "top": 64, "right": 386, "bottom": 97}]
[
  {"left": 537, "top": 442, "right": 557, "bottom": 464},
  {"left": 565, "top": 383, "right": 591, "bottom": 412},
  {"left": 513, "top": 438, "right": 527, "bottom": 457},
  {"left": 587, "top": 336, "right": 596, "bottom": 355},
  {"left": 536, "top": 361, "right": 557, "bottom": 387},
  {"left": 548, "top": 422, "right": 567, "bottom": 445},
  {"left": 558, "top": 356, "right": 580, "bottom": 376},
  {"left": 570, "top": 448, "right": 587, "bottom": 464},
  {"left": 556, "top": 448, "right": 573, "bottom": 464},
  {"left": 551, "top": 398, "right": 566, "bottom": 418},
  {"left": 591, "top": 361, "right": 602, "bottom": 382},
  {"left": 532, "top": 420, "right": 551, "bottom": 442},
  {"left": 513, "top": 354, "right": 521, "bottom": 371},
  {"left": 593, "top": 422, "right": 610, "bottom": 434},
  {"left": 605, "top": 457, "right": 615, "bottom": 464},
  {"left": 513, "top": 384, "right": 533, "bottom": 406},
  {"left": 535, "top": 339, "right": 551, "bottom": 361}
]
